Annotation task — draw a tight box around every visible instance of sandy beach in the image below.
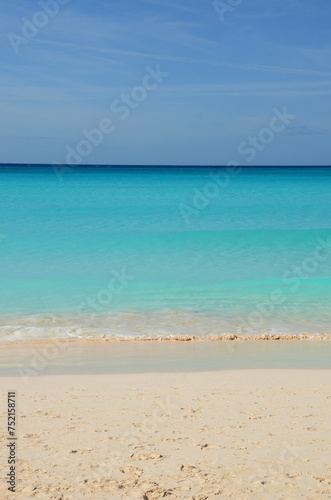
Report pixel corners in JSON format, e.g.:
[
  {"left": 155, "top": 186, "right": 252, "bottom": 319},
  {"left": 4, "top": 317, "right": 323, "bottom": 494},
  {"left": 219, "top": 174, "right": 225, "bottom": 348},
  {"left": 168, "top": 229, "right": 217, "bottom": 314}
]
[{"left": 1, "top": 368, "right": 330, "bottom": 499}]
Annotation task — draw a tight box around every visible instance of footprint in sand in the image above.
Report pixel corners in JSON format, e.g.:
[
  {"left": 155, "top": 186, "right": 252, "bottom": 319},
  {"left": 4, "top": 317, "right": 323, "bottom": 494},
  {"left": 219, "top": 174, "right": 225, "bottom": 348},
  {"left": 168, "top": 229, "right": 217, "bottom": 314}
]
[
  {"left": 197, "top": 443, "right": 217, "bottom": 450},
  {"left": 120, "top": 466, "right": 142, "bottom": 476},
  {"left": 180, "top": 464, "right": 198, "bottom": 473},
  {"left": 143, "top": 487, "right": 173, "bottom": 500},
  {"left": 130, "top": 453, "right": 164, "bottom": 461}
]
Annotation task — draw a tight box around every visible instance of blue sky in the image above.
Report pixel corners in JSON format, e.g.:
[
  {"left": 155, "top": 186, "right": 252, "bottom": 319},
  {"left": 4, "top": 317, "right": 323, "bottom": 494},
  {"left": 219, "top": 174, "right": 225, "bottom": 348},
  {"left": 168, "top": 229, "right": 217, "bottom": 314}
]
[{"left": 0, "top": 0, "right": 331, "bottom": 165}]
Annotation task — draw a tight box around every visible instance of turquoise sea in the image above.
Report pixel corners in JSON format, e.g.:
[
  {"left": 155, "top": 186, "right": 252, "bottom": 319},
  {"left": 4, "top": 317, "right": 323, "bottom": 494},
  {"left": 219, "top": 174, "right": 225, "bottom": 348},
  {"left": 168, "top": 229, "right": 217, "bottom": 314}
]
[{"left": 1, "top": 165, "right": 331, "bottom": 342}]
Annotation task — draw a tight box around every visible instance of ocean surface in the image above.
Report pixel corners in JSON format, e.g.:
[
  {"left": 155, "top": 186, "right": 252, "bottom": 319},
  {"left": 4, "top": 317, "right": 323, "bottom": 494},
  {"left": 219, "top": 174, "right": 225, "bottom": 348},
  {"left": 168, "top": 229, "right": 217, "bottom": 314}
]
[{"left": 1, "top": 165, "right": 331, "bottom": 342}]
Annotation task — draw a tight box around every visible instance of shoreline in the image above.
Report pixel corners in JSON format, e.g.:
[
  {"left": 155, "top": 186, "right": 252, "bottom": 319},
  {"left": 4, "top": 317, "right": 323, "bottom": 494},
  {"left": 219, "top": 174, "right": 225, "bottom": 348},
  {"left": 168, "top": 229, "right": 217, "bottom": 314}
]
[
  {"left": 1, "top": 339, "right": 331, "bottom": 377},
  {"left": 1, "top": 332, "right": 331, "bottom": 347}
]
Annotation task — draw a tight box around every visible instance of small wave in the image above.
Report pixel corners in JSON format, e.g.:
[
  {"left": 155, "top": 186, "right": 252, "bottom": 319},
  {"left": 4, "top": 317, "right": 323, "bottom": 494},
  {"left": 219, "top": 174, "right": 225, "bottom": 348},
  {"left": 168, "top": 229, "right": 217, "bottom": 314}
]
[{"left": 0, "top": 311, "right": 331, "bottom": 343}]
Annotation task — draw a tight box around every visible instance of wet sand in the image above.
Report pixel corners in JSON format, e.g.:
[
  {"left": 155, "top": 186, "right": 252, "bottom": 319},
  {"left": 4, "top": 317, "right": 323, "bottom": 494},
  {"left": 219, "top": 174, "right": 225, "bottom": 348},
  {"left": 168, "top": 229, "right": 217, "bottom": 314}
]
[{"left": 1, "top": 339, "right": 331, "bottom": 377}]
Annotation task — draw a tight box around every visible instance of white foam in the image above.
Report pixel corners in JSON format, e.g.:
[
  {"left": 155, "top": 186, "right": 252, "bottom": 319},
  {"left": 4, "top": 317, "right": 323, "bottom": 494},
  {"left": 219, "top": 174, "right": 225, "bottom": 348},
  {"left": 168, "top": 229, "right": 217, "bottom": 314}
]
[{"left": 0, "top": 310, "right": 330, "bottom": 342}]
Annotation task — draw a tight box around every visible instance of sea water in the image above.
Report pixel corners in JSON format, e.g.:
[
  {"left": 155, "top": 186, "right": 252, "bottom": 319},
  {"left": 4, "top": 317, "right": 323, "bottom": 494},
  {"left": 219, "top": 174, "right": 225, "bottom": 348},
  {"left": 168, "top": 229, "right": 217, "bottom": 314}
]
[{"left": 1, "top": 166, "right": 331, "bottom": 341}]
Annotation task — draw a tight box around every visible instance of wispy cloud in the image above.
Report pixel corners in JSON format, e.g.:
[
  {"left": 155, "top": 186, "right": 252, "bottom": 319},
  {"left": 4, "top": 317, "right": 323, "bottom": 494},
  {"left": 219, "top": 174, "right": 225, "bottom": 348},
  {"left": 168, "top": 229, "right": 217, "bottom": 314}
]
[
  {"left": 141, "top": 0, "right": 207, "bottom": 18},
  {"left": 157, "top": 81, "right": 331, "bottom": 97},
  {"left": 27, "top": 38, "right": 331, "bottom": 78},
  {"left": 285, "top": 125, "right": 325, "bottom": 136}
]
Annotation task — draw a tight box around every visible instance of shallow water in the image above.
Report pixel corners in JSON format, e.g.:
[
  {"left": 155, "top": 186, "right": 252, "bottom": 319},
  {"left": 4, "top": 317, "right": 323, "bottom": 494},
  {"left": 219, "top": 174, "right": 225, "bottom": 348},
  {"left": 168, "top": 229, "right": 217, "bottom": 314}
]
[{"left": 1, "top": 166, "right": 331, "bottom": 341}]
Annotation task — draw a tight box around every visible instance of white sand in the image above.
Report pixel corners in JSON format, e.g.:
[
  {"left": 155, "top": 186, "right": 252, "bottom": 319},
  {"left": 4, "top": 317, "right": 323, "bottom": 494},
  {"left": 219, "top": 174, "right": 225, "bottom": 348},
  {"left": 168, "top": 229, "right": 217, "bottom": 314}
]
[{"left": 0, "top": 370, "right": 330, "bottom": 499}]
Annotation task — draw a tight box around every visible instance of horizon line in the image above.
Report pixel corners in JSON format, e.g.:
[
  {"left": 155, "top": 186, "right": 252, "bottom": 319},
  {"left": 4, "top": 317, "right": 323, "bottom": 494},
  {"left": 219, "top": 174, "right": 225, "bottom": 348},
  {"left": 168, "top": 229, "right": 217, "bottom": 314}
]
[{"left": 1, "top": 164, "right": 331, "bottom": 169}]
